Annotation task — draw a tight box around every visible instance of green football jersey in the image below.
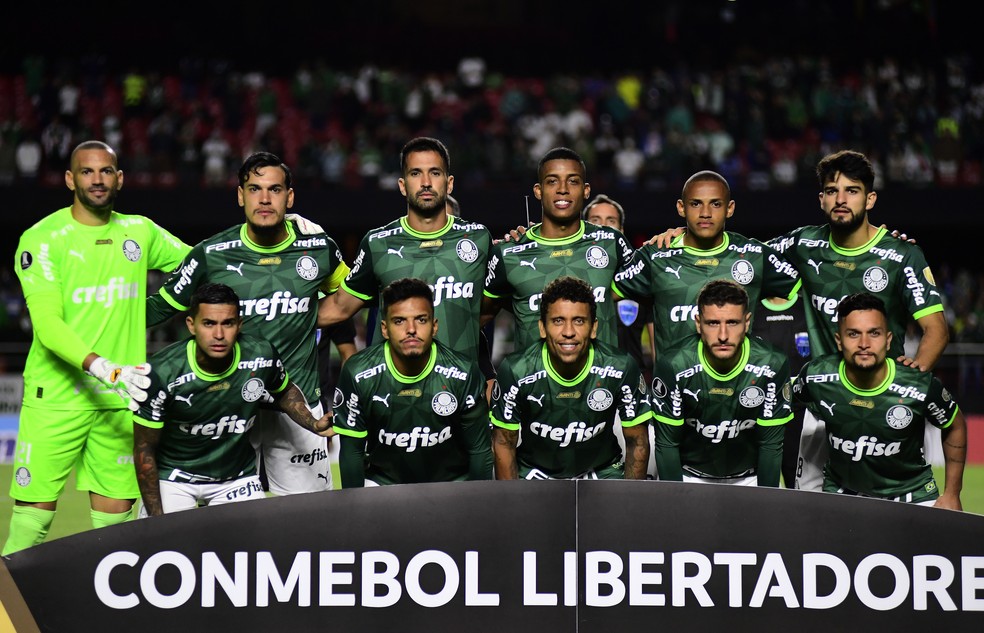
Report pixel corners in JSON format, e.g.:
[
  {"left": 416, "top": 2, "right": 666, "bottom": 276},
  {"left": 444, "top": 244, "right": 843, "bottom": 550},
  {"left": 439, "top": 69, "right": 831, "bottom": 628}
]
[
  {"left": 135, "top": 333, "right": 290, "bottom": 483},
  {"left": 792, "top": 354, "right": 959, "bottom": 501},
  {"left": 343, "top": 215, "right": 491, "bottom": 358},
  {"left": 148, "top": 221, "right": 346, "bottom": 404},
  {"left": 332, "top": 340, "right": 492, "bottom": 486},
  {"left": 15, "top": 207, "right": 189, "bottom": 409},
  {"left": 650, "top": 334, "right": 793, "bottom": 484},
  {"left": 768, "top": 225, "right": 944, "bottom": 358},
  {"left": 615, "top": 231, "right": 801, "bottom": 358},
  {"left": 490, "top": 340, "right": 651, "bottom": 479},
  {"left": 485, "top": 221, "right": 640, "bottom": 350}
]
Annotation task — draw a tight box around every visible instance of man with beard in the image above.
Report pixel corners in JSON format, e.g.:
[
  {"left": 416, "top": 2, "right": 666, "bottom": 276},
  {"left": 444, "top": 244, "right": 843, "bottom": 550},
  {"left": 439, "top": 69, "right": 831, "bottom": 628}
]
[
  {"left": 147, "top": 152, "right": 350, "bottom": 496},
  {"left": 5, "top": 141, "right": 190, "bottom": 553},
  {"left": 791, "top": 293, "right": 965, "bottom": 508},
  {"left": 331, "top": 278, "right": 492, "bottom": 486},
  {"left": 317, "top": 138, "right": 492, "bottom": 366},
  {"left": 650, "top": 280, "right": 793, "bottom": 486}
]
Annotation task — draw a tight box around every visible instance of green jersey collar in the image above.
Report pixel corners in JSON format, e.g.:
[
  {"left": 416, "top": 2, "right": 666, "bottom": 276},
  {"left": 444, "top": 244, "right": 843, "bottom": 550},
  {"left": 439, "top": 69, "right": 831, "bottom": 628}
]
[
  {"left": 527, "top": 221, "right": 586, "bottom": 246},
  {"left": 384, "top": 341, "right": 438, "bottom": 383},
  {"left": 399, "top": 215, "right": 453, "bottom": 239},
  {"left": 239, "top": 222, "right": 297, "bottom": 253},
  {"left": 698, "top": 337, "right": 750, "bottom": 381},
  {"left": 671, "top": 231, "right": 731, "bottom": 256},
  {"left": 830, "top": 225, "right": 887, "bottom": 256},
  {"left": 838, "top": 357, "right": 896, "bottom": 396},
  {"left": 542, "top": 342, "right": 594, "bottom": 386},
  {"left": 185, "top": 339, "right": 242, "bottom": 381}
]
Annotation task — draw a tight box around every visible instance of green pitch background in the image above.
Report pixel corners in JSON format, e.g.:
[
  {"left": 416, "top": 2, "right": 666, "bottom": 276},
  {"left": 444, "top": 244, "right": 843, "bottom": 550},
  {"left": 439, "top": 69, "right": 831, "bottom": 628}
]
[{"left": 0, "top": 464, "right": 980, "bottom": 545}]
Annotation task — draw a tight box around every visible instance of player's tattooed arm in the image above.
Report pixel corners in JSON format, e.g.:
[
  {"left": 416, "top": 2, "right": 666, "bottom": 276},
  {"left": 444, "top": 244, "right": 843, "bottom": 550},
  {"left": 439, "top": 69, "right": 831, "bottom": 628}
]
[
  {"left": 622, "top": 423, "right": 651, "bottom": 480},
  {"left": 492, "top": 426, "right": 520, "bottom": 480},
  {"left": 133, "top": 424, "right": 164, "bottom": 517},
  {"left": 275, "top": 383, "right": 336, "bottom": 437}
]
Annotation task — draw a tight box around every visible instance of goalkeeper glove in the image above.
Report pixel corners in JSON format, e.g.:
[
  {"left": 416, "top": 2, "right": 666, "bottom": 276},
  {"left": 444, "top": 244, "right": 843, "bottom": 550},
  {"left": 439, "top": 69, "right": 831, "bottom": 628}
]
[
  {"left": 286, "top": 213, "right": 324, "bottom": 236},
  {"left": 87, "top": 357, "right": 152, "bottom": 412}
]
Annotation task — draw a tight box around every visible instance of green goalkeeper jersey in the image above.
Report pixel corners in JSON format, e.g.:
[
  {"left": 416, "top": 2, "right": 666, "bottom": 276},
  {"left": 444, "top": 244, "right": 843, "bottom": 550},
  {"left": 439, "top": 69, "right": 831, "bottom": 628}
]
[
  {"left": 134, "top": 333, "right": 289, "bottom": 483},
  {"left": 792, "top": 354, "right": 959, "bottom": 501},
  {"left": 15, "top": 207, "right": 189, "bottom": 410},
  {"left": 148, "top": 221, "right": 347, "bottom": 405},
  {"left": 650, "top": 334, "right": 793, "bottom": 485},
  {"left": 332, "top": 339, "right": 492, "bottom": 486},
  {"left": 615, "top": 231, "right": 801, "bottom": 358},
  {"left": 343, "top": 215, "right": 492, "bottom": 358},
  {"left": 490, "top": 340, "right": 651, "bottom": 479},
  {"left": 767, "top": 225, "right": 944, "bottom": 358}
]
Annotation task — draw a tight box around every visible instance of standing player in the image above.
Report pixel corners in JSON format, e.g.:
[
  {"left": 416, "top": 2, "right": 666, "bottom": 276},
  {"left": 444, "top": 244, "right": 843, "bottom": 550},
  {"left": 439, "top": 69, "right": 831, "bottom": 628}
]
[
  {"left": 792, "top": 293, "right": 965, "bottom": 508},
  {"left": 4, "top": 140, "right": 190, "bottom": 554},
  {"left": 491, "top": 276, "right": 650, "bottom": 480},
  {"left": 317, "top": 138, "right": 492, "bottom": 366},
  {"left": 615, "top": 170, "right": 801, "bottom": 359},
  {"left": 147, "top": 151, "right": 349, "bottom": 495},
  {"left": 134, "top": 283, "right": 334, "bottom": 516},
  {"left": 483, "top": 147, "right": 640, "bottom": 353},
  {"left": 331, "top": 278, "right": 492, "bottom": 487},
  {"left": 582, "top": 194, "right": 655, "bottom": 380},
  {"left": 650, "top": 280, "right": 793, "bottom": 487}
]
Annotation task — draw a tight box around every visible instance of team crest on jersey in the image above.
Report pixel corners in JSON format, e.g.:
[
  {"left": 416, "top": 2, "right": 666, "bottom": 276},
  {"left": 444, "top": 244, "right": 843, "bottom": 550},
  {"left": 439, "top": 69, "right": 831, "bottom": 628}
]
[
  {"left": 731, "top": 260, "right": 754, "bottom": 285},
  {"left": 490, "top": 380, "right": 501, "bottom": 402},
  {"left": 739, "top": 386, "right": 766, "bottom": 407},
  {"left": 122, "top": 239, "right": 142, "bottom": 262},
  {"left": 296, "top": 255, "right": 319, "bottom": 280},
  {"left": 14, "top": 467, "right": 30, "bottom": 487},
  {"left": 863, "top": 266, "right": 889, "bottom": 292},
  {"left": 618, "top": 299, "right": 639, "bottom": 326},
  {"left": 432, "top": 391, "right": 458, "bottom": 416},
  {"left": 585, "top": 245, "right": 609, "bottom": 269},
  {"left": 587, "top": 388, "right": 613, "bottom": 411},
  {"left": 456, "top": 238, "right": 479, "bottom": 263},
  {"left": 242, "top": 378, "right": 266, "bottom": 402},
  {"left": 333, "top": 387, "right": 344, "bottom": 409},
  {"left": 651, "top": 377, "right": 668, "bottom": 399},
  {"left": 19, "top": 251, "right": 32, "bottom": 270},
  {"left": 886, "top": 405, "right": 913, "bottom": 429}
]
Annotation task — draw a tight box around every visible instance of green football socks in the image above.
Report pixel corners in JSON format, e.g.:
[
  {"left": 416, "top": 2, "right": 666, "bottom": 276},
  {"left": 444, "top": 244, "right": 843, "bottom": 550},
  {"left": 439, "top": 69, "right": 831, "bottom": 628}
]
[
  {"left": 90, "top": 507, "right": 133, "bottom": 529},
  {"left": 2, "top": 505, "right": 56, "bottom": 555}
]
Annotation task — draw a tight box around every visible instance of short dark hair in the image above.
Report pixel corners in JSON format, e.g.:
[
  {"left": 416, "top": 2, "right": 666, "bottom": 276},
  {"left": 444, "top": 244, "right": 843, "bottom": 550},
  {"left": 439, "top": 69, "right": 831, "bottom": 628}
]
[
  {"left": 816, "top": 150, "right": 875, "bottom": 193},
  {"left": 382, "top": 278, "right": 434, "bottom": 317},
  {"left": 537, "top": 147, "right": 585, "bottom": 182},
  {"left": 70, "top": 140, "right": 117, "bottom": 168},
  {"left": 582, "top": 194, "right": 625, "bottom": 228},
  {"left": 400, "top": 137, "right": 450, "bottom": 174},
  {"left": 190, "top": 283, "right": 241, "bottom": 317},
  {"left": 837, "top": 292, "right": 887, "bottom": 321},
  {"left": 697, "top": 279, "right": 748, "bottom": 315},
  {"left": 539, "top": 276, "right": 597, "bottom": 324},
  {"left": 681, "top": 170, "right": 730, "bottom": 201},
  {"left": 238, "top": 151, "right": 292, "bottom": 190}
]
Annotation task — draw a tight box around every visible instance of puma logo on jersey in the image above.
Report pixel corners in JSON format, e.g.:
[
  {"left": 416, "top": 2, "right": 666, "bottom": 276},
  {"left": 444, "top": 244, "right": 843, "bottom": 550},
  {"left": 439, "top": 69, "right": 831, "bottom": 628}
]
[
  {"left": 664, "top": 265, "right": 681, "bottom": 279},
  {"left": 520, "top": 258, "right": 537, "bottom": 270},
  {"left": 373, "top": 394, "right": 391, "bottom": 407},
  {"left": 174, "top": 394, "right": 194, "bottom": 406},
  {"left": 226, "top": 263, "right": 244, "bottom": 276},
  {"left": 387, "top": 246, "right": 405, "bottom": 258},
  {"left": 527, "top": 394, "right": 545, "bottom": 406},
  {"left": 820, "top": 400, "right": 835, "bottom": 416},
  {"left": 807, "top": 259, "right": 823, "bottom": 275},
  {"left": 683, "top": 388, "right": 701, "bottom": 400},
  {"left": 68, "top": 250, "right": 86, "bottom": 263}
]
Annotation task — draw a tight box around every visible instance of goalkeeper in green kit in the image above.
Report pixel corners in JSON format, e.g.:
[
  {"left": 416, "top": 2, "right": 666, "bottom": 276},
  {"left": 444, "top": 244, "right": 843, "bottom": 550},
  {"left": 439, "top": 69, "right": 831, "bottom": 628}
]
[{"left": 4, "top": 141, "right": 190, "bottom": 554}]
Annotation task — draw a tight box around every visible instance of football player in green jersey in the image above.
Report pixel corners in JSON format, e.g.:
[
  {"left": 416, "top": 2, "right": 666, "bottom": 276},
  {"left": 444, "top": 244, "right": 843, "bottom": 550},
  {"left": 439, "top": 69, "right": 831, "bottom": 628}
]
[
  {"left": 317, "top": 137, "right": 492, "bottom": 365},
  {"left": 134, "top": 284, "right": 334, "bottom": 516},
  {"left": 792, "top": 293, "right": 966, "bottom": 508},
  {"left": 651, "top": 280, "right": 793, "bottom": 486},
  {"left": 4, "top": 141, "right": 191, "bottom": 555},
  {"left": 332, "top": 278, "right": 493, "bottom": 486},
  {"left": 491, "top": 276, "right": 651, "bottom": 480},
  {"left": 146, "top": 152, "right": 349, "bottom": 496},
  {"left": 483, "top": 147, "right": 640, "bottom": 352}
]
